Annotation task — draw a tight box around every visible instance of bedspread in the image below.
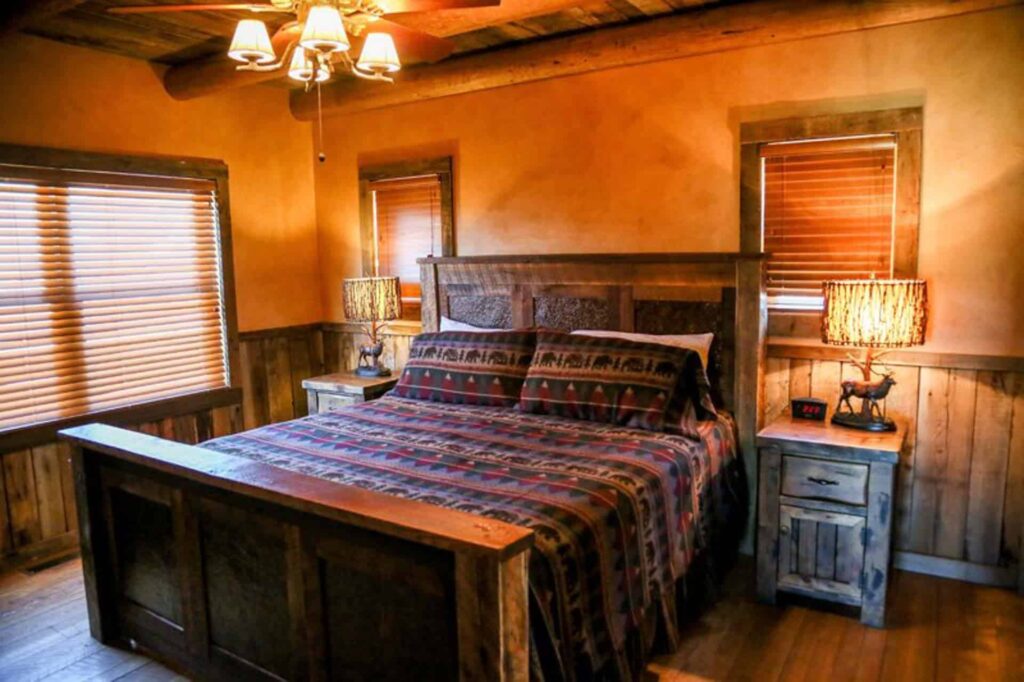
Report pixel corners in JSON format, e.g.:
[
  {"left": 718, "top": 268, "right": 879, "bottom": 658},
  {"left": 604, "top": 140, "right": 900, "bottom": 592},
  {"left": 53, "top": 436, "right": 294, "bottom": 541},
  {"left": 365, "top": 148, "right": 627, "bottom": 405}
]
[{"left": 202, "top": 395, "right": 742, "bottom": 680}]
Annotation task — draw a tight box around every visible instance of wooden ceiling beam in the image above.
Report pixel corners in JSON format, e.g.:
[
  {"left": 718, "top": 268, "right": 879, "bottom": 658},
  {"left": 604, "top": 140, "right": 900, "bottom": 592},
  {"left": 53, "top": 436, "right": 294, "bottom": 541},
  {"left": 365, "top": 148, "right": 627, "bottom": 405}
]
[
  {"left": 163, "top": 22, "right": 301, "bottom": 100},
  {"left": 291, "top": 0, "right": 1021, "bottom": 120},
  {"left": 1, "top": 1, "right": 88, "bottom": 36}
]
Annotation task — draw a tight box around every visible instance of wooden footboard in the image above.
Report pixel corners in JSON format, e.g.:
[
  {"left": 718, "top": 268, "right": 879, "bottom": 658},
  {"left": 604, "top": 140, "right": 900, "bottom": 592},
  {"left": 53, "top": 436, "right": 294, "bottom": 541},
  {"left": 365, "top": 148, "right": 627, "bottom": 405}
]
[{"left": 60, "top": 424, "right": 533, "bottom": 681}]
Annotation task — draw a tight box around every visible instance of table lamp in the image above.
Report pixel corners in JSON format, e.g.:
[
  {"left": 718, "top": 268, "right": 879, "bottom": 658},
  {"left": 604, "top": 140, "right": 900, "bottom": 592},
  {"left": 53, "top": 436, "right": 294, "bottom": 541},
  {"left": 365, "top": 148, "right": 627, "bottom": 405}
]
[
  {"left": 821, "top": 279, "right": 927, "bottom": 431},
  {"left": 343, "top": 276, "right": 402, "bottom": 377}
]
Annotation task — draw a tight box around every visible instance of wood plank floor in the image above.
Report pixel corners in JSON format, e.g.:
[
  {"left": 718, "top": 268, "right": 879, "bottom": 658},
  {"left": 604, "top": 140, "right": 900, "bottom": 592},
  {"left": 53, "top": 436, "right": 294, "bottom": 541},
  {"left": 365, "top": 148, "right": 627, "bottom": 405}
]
[{"left": 1, "top": 558, "right": 1021, "bottom": 681}]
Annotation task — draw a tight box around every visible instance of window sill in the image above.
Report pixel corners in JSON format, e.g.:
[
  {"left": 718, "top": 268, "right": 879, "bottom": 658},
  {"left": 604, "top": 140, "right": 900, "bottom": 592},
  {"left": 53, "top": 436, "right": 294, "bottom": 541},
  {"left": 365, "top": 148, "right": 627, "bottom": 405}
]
[{"left": 0, "top": 386, "right": 242, "bottom": 454}]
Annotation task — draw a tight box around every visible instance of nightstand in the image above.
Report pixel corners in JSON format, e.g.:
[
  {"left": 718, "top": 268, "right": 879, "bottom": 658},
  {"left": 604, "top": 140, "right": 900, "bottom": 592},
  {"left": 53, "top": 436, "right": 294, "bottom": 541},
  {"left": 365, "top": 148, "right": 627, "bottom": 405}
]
[
  {"left": 756, "top": 413, "right": 906, "bottom": 627},
  {"left": 302, "top": 373, "right": 398, "bottom": 415}
]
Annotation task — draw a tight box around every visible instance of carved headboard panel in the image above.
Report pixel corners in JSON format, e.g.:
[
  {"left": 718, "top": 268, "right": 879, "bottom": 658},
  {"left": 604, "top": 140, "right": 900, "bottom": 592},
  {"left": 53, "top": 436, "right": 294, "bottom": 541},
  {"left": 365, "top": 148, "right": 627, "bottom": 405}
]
[{"left": 419, "top": 253, "right": 765, "bottom": 446}]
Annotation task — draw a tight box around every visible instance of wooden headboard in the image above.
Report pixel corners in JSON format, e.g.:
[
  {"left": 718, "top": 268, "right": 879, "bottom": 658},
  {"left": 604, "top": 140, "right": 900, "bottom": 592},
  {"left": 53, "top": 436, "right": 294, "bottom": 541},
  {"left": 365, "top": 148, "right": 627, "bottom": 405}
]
[{"left": 419, "top": 252, "right": 767, "bottom": 544}]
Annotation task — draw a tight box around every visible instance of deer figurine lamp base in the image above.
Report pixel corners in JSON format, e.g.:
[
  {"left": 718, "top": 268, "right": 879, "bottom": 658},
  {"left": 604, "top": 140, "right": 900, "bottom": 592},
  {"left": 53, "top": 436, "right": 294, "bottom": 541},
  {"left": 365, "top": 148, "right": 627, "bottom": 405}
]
[{"left": 831, "top": 347, "right": 898, "bottom": 432}]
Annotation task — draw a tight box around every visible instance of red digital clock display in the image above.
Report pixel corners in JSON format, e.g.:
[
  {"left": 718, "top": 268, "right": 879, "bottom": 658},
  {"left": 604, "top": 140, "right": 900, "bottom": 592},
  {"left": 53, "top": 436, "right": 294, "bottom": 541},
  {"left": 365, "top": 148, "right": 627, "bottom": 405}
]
[{"left": 792, "top": 397, "right": 827, "bottom": 421}]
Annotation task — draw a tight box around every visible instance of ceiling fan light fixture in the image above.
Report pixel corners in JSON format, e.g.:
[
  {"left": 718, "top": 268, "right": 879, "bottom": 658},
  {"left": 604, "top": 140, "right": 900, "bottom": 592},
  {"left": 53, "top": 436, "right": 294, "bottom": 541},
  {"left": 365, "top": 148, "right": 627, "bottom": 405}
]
[
  {"left": 357, "top": 33, "right": 401, "bottom": 74},
  {"left": 300, "top": 4, "right": 350, "bottom": 54},
  {"left": 227, "top": 19, "right": 276, "bottom": 64},
  {"left": 288, "top": 46, "right": 330, "bottom": 83}
]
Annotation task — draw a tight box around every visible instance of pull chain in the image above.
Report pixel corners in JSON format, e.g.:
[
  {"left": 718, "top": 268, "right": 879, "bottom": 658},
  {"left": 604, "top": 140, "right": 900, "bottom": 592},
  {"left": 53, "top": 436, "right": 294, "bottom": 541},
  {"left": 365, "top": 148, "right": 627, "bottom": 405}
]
[{"left": 317, "top": 79, "right": 326, "bottom": 163}]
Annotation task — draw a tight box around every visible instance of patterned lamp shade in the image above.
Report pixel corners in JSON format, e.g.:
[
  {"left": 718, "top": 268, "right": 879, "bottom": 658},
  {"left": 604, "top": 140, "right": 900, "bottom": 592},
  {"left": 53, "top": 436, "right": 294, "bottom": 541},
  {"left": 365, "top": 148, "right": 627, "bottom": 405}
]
[
  {"left": 822, "top": 279, "right": 927, "bottom": 348},
  {"left": 343, "top": 276, "right": 402, "bottom": 323}
]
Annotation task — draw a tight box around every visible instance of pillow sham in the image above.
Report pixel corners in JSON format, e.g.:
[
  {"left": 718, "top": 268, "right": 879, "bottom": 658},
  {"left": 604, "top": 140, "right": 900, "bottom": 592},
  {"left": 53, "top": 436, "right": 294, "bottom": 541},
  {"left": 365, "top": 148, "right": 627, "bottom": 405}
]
[
  {"left": 392, "top": 330, "right": 536, "bottom": 407},
  {"left": 439, "top": 315, "right": 503, "bottom": 333},
  {"left": 570, "top": 330, "right": 713, "bottom": 371},
  {"left": 518, "top": 331, "right": 696, "bottom": 432}
]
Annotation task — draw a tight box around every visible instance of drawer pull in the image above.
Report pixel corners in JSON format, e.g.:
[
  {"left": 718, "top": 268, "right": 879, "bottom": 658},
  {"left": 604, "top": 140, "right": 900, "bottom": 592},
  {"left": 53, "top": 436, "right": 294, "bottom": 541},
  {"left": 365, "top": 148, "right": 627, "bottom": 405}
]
[
  {"left": 780, "top": 525, "right": 790, "bottom": 535},
  {"left": 807, "top": 476, "right": 839, "bottom": 486}
]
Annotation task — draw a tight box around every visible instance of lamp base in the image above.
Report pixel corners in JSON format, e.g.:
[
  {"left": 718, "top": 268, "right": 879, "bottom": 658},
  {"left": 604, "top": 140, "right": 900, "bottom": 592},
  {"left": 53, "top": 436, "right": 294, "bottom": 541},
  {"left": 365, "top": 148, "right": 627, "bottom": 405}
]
[
  {"left": 355, "top": 340, "right": 389, "bottom": 378},
  {"left": 831, "top": 411, "right": 897, "bottom": 432},
  {"left": 355, "top": 365, "right": 391, "bottom": 378},
  {"left": 832, "top": 371, "right": 899, "bottom": 432}
]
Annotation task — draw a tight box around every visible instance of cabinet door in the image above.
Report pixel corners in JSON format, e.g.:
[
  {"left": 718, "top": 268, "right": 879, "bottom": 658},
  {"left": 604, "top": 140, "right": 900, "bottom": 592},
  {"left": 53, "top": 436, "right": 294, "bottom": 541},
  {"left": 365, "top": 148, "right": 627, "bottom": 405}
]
[{"left": 778, "top": 505, "right": 864, "bottom": 605}]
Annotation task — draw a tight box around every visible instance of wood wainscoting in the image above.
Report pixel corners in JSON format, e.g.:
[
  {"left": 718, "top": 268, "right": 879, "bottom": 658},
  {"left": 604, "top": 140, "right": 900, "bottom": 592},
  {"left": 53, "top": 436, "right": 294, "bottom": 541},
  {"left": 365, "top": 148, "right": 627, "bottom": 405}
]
[
  {"left": 766, "top": 342, "right": 1024, "bottom": 592},
  {"left": 0, "top": 402, "right": 243, "bottom": 572},
  {"left": 0, "top": 321, "right": 417, "bottom": 571}
]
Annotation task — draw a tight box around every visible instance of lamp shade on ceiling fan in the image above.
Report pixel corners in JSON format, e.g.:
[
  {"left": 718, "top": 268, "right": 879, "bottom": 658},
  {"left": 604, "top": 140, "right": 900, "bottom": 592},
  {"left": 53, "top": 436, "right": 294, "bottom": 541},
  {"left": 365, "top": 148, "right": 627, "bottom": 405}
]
[
  {"left": 357, "top": 33, "right": 402, "bottom": 74},
  {"left": 300, "top": 5, "right": 350, "bottom": 53},
  {"left": 227, "top": 19, "right": 275, "bottom": 64},
  {"left": 288, "top": 46, "right": 330, "bottom": 83}
]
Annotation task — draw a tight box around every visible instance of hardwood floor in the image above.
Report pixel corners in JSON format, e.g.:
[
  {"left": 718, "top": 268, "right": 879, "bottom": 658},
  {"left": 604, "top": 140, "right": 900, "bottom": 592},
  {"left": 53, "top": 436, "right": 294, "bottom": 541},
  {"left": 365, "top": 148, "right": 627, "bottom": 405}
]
[{"left": 1, "top": 557, "right": 1021, "bottom": 681}]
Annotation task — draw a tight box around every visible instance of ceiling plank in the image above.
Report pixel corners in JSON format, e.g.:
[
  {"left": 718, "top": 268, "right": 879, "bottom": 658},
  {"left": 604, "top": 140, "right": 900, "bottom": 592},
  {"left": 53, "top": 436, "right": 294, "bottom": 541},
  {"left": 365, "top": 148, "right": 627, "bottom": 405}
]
[
  {"left": 292, "top": 0, "right": 1022, "bottom": 120},
  {"left": 1, "top": 1, "right": 88, "bottom": 36}
]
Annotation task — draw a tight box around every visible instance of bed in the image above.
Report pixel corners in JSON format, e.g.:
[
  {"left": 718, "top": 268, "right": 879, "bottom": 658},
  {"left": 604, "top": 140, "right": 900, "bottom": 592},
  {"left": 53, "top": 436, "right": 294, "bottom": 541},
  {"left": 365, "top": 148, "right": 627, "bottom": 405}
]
[{"left": 60, "top": 253, "right": 766, "bottom": 681}]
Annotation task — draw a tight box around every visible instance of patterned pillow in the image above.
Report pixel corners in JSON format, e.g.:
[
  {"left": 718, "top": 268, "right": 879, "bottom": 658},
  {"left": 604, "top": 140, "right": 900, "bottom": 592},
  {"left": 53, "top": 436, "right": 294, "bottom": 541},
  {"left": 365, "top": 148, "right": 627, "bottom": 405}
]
[
  {"left": 662, "top": 355, "right": 719, "bottom": 438},
  {"left": 392, "top": 330, "right": 537, "bottom": 406},
  {"left": 518, "top": 331, "right": 690, "bottom": 432}
]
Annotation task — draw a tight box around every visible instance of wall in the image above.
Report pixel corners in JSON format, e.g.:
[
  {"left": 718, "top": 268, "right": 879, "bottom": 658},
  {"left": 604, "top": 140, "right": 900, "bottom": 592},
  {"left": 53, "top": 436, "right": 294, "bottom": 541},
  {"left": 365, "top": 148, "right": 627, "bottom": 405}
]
[
  {"left": 0, "top": 34, "right": 323, "bottom": 332},
  {"left": 313, "top": 6, "right": 1024, "bottom": 358}
]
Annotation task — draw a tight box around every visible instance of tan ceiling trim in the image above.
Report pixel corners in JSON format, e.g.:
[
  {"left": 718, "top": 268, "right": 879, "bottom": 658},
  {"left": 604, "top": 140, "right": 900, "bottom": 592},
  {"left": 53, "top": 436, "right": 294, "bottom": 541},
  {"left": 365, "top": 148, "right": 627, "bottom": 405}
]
[
  {"left": 2, "top": 0, "right": 87, "bottom": 37},
  {"left": 291, "top": 0, "right": 1021, "bottom": 120}
]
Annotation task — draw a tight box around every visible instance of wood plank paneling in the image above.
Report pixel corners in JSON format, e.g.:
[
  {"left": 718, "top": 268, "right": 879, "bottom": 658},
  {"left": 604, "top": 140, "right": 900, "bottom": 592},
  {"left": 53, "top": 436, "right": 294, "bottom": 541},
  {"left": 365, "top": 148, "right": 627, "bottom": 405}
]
[
  {"left": 3, "top": 450, "right": 42, "bottom": 548},
  {"left": 30, "top": 444, "right": 67, "bottom": 540},
  {"left": 966, "top": 371, "right": 1015, "bottom": 565},
  {"left": 766, "top": 347, "right": 1024, "bottom": 585}
]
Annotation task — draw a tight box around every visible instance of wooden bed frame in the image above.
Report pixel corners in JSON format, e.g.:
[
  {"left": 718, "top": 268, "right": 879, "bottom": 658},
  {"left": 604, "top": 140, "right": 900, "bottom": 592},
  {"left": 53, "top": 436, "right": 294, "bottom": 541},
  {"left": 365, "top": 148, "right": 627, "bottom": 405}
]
[{"left": 60, "top": 253, "right": 765, "bottom": 681}]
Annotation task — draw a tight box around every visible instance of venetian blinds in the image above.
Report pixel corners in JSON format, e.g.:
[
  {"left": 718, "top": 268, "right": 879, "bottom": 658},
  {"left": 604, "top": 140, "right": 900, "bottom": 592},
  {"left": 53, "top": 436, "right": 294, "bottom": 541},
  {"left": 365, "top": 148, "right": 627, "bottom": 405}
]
[
  {"left": 762, "top": 135, "right": 897, "bottom": 310},
  {"left": 371, "top": 174, "right": 441, "bottom": 305},
  {"left": 0, "top": 165, "right": 228, "bottom": 430}
]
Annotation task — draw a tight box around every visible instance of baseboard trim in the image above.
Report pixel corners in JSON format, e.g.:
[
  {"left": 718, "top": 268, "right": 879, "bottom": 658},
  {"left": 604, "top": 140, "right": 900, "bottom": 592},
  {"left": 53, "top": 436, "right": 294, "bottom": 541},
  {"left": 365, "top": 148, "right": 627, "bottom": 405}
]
[
  {"left": 0, "top": 531, "right": 79, "bottom": 574},
  {"left": 894, "top": 551, "right": 1018, "bottom": 588}
]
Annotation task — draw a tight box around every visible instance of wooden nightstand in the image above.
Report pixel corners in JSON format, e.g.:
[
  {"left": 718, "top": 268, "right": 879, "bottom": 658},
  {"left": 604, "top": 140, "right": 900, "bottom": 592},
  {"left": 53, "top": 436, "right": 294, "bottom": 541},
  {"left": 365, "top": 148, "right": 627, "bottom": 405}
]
[
  {"left": 756, "top": 413, "right": 906, "bottom": 627},
  {"left": 302, "top": 373, "right": 398, "bottom": 415}
]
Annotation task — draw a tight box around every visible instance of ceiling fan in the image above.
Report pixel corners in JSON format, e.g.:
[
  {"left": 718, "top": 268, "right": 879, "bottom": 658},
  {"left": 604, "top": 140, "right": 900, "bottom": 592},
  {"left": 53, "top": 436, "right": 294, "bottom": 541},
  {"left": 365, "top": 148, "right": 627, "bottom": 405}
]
[{"left": 107, "top": 0, "right": 500, "bottom": 85}]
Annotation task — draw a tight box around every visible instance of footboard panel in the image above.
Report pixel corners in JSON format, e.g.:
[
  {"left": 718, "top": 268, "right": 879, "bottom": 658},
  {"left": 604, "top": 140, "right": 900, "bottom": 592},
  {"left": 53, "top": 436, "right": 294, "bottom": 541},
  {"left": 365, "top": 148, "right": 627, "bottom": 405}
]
[{"left": 62, "top": 424, "right": 532, "bottom": 682}]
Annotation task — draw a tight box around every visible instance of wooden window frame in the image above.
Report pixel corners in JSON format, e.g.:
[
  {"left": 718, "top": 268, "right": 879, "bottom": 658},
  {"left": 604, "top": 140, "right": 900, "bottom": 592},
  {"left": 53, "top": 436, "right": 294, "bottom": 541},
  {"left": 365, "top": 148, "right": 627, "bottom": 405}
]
[
  {"left": 739, "top": 108, "right": 922, "bottom": 334},
  {"left": 0, "top": 144, "right": 241, "bottom": 453},
  {"left": 358, "top": 157, "right": 455, "bottom": 278}
]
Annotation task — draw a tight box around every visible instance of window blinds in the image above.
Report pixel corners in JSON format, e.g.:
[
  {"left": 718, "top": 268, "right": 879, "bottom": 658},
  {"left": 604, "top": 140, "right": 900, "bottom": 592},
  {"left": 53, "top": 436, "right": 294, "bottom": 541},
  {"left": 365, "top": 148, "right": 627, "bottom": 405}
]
[
  {"left": 762, "top": 135, "right": 897, "bottom": 310},
  {"left": 0, "top": 165, "right": 228, "bottom": 431},
  {"left": 370, "top": 175, "right": 441, "bottom": 305}
]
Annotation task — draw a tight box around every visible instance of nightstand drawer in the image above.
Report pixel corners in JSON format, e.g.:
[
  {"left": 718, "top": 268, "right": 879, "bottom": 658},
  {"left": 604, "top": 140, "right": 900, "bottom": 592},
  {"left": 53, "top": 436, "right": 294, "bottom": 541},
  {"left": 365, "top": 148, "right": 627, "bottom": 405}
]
[
  {"left": 782, "top": 456, "right": 868, "bottom": 506},
  {"left": 318, "top": 392, "right": 359, "bottom": 412}
]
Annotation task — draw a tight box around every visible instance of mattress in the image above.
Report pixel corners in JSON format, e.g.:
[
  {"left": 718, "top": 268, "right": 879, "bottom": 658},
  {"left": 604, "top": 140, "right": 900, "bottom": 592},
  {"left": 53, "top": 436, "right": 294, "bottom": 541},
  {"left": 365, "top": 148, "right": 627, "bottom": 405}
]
[{"left": 202, "top": 395, "right": 743, "bottom": 681}]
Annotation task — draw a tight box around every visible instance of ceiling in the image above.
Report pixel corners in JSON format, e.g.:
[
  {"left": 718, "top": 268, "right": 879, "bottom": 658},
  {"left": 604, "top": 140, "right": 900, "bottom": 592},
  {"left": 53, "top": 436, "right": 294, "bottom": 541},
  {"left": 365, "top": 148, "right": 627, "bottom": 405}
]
[{"left": 22, "top": 0, "right": 726, "bottom": 81}]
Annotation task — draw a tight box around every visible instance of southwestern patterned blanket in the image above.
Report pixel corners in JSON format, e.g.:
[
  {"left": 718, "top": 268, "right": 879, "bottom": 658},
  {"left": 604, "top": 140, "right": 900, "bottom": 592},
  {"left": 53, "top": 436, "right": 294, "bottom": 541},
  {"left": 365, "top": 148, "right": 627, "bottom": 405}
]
[{"left": 202, "top": 396, "right": 743, "bottom": 681}]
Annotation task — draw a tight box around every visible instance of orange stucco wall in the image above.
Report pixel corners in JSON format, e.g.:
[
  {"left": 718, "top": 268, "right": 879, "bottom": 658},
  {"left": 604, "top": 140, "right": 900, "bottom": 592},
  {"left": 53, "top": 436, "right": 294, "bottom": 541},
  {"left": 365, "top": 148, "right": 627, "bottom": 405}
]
[
  {"left": 0, "top": 34, "right": 321, "bottom": 332},
  {"left": 313, "top": 7, "right": 1024, "bottom": 357}
]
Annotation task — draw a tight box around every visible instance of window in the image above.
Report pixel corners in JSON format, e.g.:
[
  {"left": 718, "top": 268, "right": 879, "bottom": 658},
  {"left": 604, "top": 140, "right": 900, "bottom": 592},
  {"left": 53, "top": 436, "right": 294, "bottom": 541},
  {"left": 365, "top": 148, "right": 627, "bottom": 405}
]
[
  {"left": 359, "top": 158, "right": 454, "bottom": 320},
  {"left": 0, "top": 150, "right": 232, "bottom": 432},
  {"left": 762, "top": 136, "right": 896, "bottom": 310},
  {"left": 740, "top": 108, "right": 922, "bottom": 313}
]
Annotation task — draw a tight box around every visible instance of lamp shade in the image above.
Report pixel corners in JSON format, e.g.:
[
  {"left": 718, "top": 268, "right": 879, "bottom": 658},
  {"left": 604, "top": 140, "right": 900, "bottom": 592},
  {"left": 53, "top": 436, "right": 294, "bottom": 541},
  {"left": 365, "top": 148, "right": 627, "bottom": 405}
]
[
  {"left": 228, "top": 19, "right": 275, "bottom": 64},
  {"left": 822, "top": 279, "right": 927, "bottom": 348},
  {"left": 288, "top": 46, "right": 329, "bottom": 83},
  {"left": 300, "top": 4, "right": 349, "bottom": 53},
  {"left": 357, "top": 33, "right": 401, "bottom": 74},
  {"left": 343, "top": 277, "right": 402, "bottom": 323}
]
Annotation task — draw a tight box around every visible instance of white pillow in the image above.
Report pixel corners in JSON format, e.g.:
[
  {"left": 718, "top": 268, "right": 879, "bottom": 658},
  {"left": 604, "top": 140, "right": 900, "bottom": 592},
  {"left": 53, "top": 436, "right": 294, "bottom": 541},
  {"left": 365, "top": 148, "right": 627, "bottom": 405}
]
[
  {"left": 570, "top": 330, "right": 713, "bottom": 370},
  {"left": 439, "top": 315, "right": 503, "bottom": 333}
]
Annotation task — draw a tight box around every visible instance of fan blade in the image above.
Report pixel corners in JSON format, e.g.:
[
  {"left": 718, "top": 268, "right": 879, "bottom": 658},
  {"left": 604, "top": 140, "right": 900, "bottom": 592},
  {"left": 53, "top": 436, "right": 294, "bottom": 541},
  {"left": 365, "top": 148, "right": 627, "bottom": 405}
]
[
  {"left": 107, "top": 3, "right": 287, "bottom": 14},
  {"left": 354, "top": 19, "right": 454, "bottom": 64},
  {"left": 379, "top": 0, "right": 500, "bottom": 13}
]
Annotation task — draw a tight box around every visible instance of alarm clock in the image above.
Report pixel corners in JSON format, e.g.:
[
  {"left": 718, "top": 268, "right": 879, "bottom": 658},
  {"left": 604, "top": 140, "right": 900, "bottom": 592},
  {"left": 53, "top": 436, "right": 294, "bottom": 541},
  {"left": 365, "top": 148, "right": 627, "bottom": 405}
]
[{"left": 791, "top": 397, "right": 828, "bottom": 421}]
